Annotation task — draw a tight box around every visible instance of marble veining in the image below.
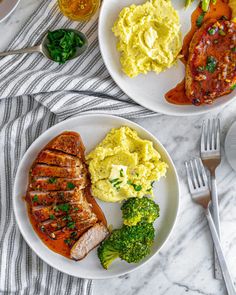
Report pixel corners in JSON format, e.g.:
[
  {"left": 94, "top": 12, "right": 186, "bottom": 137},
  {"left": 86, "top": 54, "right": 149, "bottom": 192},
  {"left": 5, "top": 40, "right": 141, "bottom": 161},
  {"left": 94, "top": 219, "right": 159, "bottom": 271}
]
[{"left": 0, "top": 1, "right": 236, "bottom": 294}]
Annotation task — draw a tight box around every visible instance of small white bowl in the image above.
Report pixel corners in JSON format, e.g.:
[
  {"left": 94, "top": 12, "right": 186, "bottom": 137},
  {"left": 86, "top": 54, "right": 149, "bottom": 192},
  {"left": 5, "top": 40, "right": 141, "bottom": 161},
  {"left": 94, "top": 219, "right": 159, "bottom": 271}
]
[{"left": 0, "top": 0, "right": 20, "bottom": 23}]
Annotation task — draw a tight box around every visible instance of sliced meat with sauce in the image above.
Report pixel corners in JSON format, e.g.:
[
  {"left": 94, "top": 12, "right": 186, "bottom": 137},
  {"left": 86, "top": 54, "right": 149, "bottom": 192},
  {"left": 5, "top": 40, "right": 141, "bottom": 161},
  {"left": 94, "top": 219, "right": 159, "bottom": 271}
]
[
  {"left": 29, "top": 176, "right": 88, "bottom": 191},
  {"left": 32, "top": 201, "right": 86, "bottom": 222},
  {"left": 36, "top": 149, "right": 83, "bottom": 167},
  {"left": 25, "top": 131, "right": 108, "bottom": 260},
  {"left": 186, "top": 19, "right": 236, "bottom": 105},
  {"left": 27, "top": 190, "right": 75, "bottom": 206},
  {"left": 31, "top": 164, "right": 85, "bottom": 178},
  {"left": 70, "top": 222, "right": 110, "bottom": 260},
  {"left": 41, "top": 211, "right": 98, "bottom": 240},
  {"left": 45, "top": 131, "right": 85, "bottom": 158}
]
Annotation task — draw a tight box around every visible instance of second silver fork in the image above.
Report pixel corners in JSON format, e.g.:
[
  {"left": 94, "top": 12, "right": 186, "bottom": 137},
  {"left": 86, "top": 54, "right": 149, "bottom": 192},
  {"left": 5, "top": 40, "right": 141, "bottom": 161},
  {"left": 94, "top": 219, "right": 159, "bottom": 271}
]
[{"left": 201, "top": 118, "right": 222, "bottom": 279}]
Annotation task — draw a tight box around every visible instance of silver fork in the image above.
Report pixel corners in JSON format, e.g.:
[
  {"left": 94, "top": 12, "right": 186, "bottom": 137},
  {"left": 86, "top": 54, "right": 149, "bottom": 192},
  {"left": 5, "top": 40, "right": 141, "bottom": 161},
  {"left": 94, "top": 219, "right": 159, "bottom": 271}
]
[
  {"left": 201, "top": 118, "right": 222, "bottom": 279},
  {"left": 185, "top": 158, "right": 236, "bottom": 295}
]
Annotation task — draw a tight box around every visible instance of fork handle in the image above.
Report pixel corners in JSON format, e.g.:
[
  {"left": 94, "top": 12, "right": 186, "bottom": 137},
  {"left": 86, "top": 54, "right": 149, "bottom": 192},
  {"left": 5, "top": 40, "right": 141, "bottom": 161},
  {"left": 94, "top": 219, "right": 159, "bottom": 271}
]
[
  {"left": 211, "top": 174, "right": 222, "bottom": 279},
  {"left": 205, "top": 207, "right": 236, "bottom": 295},
  {"left": 211, "top": 175, "right": 221, "bottom": 237}
]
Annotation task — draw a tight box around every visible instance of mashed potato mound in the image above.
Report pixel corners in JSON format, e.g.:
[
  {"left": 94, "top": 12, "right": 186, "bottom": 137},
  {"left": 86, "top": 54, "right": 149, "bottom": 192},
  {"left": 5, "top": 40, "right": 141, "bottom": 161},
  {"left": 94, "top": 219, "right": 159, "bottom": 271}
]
[
  {"left": 112, "top": 0, "right": 182, "bottom": 78},
  {"left": 86, "top": 127, "right": 168, "bottom": 202}
]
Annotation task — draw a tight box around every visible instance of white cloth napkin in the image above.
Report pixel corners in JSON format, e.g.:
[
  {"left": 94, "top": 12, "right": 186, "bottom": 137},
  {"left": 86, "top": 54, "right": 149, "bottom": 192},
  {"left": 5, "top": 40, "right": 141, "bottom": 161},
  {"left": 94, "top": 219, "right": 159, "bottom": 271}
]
[{"left": 0, "top": 1, "right": 157, "bottom": 294}]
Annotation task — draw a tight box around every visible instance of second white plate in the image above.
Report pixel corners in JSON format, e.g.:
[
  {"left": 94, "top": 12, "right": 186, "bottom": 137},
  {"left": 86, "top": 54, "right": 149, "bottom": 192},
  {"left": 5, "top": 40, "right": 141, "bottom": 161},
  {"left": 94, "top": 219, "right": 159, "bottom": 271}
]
[
  {"left": 0, "top": 0, "right": 20, "bottom": 23},
  {"left": 98, "top": 0, "right": 236, "bottom": 116}
]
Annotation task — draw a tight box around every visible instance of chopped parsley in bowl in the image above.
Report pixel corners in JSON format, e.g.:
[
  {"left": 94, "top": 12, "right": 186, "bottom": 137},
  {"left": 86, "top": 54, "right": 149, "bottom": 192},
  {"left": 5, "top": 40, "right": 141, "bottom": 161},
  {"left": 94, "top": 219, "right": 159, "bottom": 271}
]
[{"left": 45, "top": 29, "right": 88, "bottom": 64}]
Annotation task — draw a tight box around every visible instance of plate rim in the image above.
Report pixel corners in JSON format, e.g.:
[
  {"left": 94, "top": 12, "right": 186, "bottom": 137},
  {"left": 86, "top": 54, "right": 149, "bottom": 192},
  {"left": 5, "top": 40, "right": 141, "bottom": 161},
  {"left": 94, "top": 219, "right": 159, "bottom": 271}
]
[
  {"left": 225, "top": 120, "right": 236, "bottom": 172},
  {"left": 0, "top": 0, "right": 20, "bottom": 23},
  {"left": 13, "top": 113, "right": 180, "bottom": 279},
  {"left": 98, "top": 0, "right": 236, "bottom": 116}
]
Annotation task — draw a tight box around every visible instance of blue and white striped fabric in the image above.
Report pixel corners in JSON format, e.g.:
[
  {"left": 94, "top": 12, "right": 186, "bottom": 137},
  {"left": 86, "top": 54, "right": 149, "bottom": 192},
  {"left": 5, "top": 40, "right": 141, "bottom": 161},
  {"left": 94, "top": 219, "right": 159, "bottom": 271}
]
[{"left": 0, "top": 1, "right": 156, "bottom": 294}]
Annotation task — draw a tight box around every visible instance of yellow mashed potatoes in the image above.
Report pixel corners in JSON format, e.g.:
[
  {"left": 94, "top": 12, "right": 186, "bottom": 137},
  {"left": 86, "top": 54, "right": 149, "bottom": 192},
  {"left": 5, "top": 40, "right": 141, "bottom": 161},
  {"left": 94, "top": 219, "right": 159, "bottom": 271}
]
[
  {"left": 86, "top": 127, "right": 168, "bottom": 202},
  {"left": 112, "top": 0, "right": 182, "bottom": 78}
]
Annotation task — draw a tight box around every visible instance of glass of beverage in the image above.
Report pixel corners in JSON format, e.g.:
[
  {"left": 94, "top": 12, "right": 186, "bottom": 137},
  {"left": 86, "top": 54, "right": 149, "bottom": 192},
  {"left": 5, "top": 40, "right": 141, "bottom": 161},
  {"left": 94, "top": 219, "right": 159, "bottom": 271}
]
[{"left": 58, "top": 0, "right": 100, "bottom": 22}]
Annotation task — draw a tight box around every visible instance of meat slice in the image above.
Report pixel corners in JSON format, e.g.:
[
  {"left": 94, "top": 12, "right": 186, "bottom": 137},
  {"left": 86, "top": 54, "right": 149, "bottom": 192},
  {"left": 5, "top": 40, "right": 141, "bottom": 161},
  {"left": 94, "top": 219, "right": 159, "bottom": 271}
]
[
  {"left": 29, "top": 176, "right": 88, "bottom": 191},
  {"left": 44, "top": 214, "right": 98, "bottom": 240},
  {"left": 32, "top": 203, "right": 77, "bottom": 222},
  {"left": 36, "top": 150, "right": 83, "bottom": 167},
  {"left": 46, "top": 131, "right": 85, "bottom": 157},
  {"left": 70, "top": 223, "right": 110, "bottom": 260},
  {"left": 186, "top": 19, "right": 236, "bottom": 105},
  {"left": 27, "top": 190, "right": 75, "bottom": 206},
  {"left": 32, "top": 188, "right": 95, "bottom": 222},
  {"left": 31, "top": 164, "right": 84, "bottom": 178}
]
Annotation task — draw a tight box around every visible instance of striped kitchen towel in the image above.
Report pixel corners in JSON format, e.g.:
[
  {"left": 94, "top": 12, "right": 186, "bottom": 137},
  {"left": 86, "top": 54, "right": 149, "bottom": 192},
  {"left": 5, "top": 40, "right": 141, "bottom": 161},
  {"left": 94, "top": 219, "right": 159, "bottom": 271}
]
[{"left": 0, "top": 0, "right": 157, "bottom": 295}]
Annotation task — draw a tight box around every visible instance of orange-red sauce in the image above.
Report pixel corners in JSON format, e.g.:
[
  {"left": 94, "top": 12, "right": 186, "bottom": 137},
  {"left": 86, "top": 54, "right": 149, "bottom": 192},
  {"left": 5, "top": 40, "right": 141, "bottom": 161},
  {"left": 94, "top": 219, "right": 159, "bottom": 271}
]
[
  {"left": 165, "top": 0, "right": 232, "bottom": 105},
  {"left": 27, "top": 195, "right": 107, "bottom": 259}
]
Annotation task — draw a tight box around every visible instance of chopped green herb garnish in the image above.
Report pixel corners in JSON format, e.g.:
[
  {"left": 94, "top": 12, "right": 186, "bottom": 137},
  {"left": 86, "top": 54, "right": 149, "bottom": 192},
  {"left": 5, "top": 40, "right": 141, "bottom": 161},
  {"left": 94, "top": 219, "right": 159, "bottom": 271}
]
[
  {"left": 230, "top": 84, "right": 236, "bottom": 90},
  {"left": 208, "top": 27, "right": 217, "bottom": 35},
  {"left": 218, "top": 29, "right": 226, "bottom": 36},
  {"left": 114, "top": 181, "right": 122, "bottom": 187},
  {"left": 64, "top": 239, "right": 71, "bottom": 245},
  {"left": 48, "top": 177, "right": 57, "bottom": 184},
  {"left": 67, "top": 221, "right": 76, "bottom": 229},
  {"left": 56, "top": 203, "right": 70, "bottom": 212},
  {"left": 120, "top": 169, "right": 124, "bottom": 177},
  {"left": 147, "top": 188, "right": 152, "bottom": 192},
  {"left": 109, "top": 178, "right": 119, "bottom": 184},
  {"left": 206, "top": 56, "right": 217, "bottom": 73},
  {"left": 196, "top": 12, "right": 205, "bottom": 28},
  {"left": 232, "top": 47, "right": 236, "bottom": 52},
  {"left": 33, "top": 195, "right": 38, "bottom": 202},
  {"left": 46, "top": 29, "right": 85, "bottom": 64},
  {"left": 133, "top": 184, "right": 142, "bottom": 191},
  {"left": 151, "top": 181, "right": 155, "bottom": 187},
  {"left": 67, "top": 182, "right": 75, "bottom": 189},
  {"left": 62, "top": 215, "right": 72, "bottom": 221},
  {"left": 49, "top": 214, "right": 55, "bottom": 220},
  {"left": 70, "top": 231, "right": 77, "bottom": 238},
  {"left": 127, "top": 180, "right": 142, "bottom": 191}
]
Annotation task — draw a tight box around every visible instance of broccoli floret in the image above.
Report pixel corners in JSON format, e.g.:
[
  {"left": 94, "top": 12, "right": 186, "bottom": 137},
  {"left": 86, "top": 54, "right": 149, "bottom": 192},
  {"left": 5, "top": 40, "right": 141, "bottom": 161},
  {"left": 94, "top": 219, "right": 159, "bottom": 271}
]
[
  {"left": 121, "top": 197, "right": 160, "bottom": 226},
  {"left": 98, "top": 223, "right": 155, "bottom": 269}
]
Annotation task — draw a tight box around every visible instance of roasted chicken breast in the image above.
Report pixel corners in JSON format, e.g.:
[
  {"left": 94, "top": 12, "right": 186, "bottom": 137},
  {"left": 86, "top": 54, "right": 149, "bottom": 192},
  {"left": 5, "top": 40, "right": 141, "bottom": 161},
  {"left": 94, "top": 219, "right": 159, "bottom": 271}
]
[
  {"left": 26, "top": 131, "right": 108, "bottom": 259},
  {"left": 186, "top": 19, "right": 236, "bottom": 105}
]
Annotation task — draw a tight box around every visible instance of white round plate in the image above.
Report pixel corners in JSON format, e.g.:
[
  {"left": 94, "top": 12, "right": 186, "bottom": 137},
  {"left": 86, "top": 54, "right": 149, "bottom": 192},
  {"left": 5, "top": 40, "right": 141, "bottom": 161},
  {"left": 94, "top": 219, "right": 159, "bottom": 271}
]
[
  {"left": 13, "top": 114, "right": 180, "bottom": 279},
  {"left": 0, "top": 0, "right": 20, "bottom": 23},
  {"left": 98, "top": 0, "right": 236, "bottom": 116},
  {"left": 225, "top": 120, "right": 236, "bottom": 172}
]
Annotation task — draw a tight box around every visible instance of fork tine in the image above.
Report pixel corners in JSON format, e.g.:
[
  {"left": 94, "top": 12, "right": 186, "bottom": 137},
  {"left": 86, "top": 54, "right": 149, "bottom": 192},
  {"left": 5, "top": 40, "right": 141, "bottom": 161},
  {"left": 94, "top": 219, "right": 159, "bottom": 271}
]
[
  {"left": 190, "top": 159, "right": 199, "bottom": 188},
  {"left": 207, "top": 119, "right": 211, "bottom": 150},
  {"left": 185, "top": 161, "right": 195, "bottom": 192},
  {"left": 211, "top": 118, "right": 216, "bottom": 150},
  {"left": 194, "top": 158, "right": 203, "bottom": 187},
  {"left": 216, "top": 118, "right": 220, "bottom": 151},
  {"left": 201, "top": 120, "right": 206, "bottom": 152},
  {"left": 198, "top": 158, "right": 208, "bottom": 186}
]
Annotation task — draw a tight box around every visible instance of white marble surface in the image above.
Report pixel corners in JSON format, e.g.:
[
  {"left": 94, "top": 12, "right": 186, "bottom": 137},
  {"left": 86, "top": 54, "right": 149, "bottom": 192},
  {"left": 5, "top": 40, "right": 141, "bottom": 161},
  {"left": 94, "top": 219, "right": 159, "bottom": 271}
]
[{"left": 1, "top": 1, "right": 236, "bottom": 295}]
